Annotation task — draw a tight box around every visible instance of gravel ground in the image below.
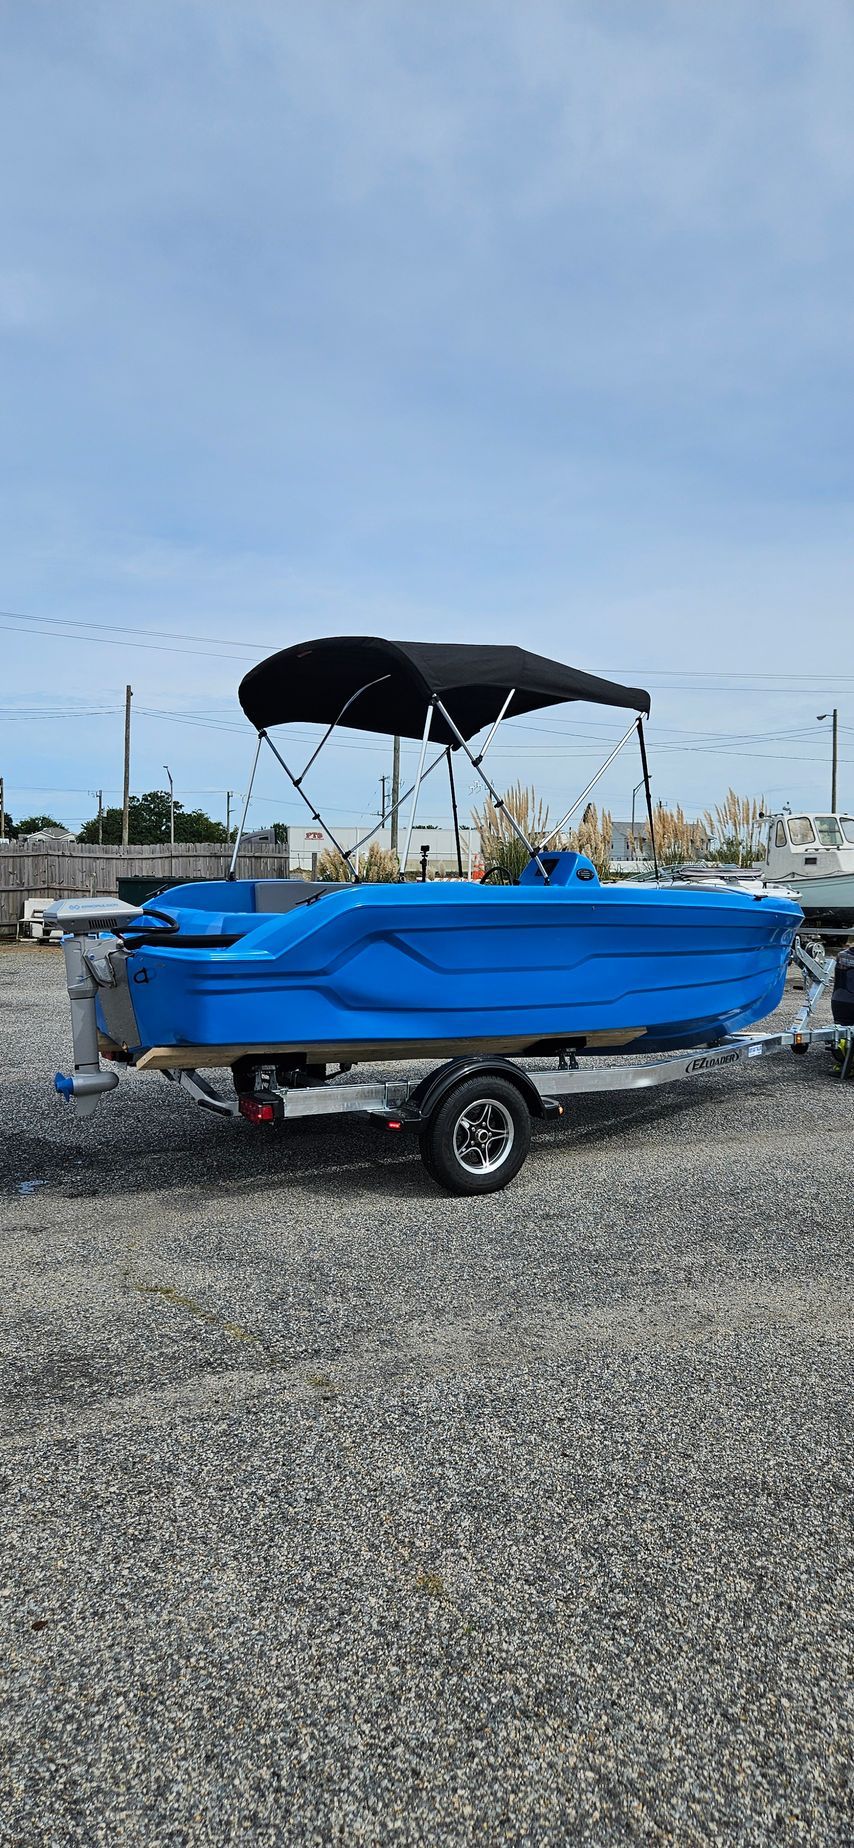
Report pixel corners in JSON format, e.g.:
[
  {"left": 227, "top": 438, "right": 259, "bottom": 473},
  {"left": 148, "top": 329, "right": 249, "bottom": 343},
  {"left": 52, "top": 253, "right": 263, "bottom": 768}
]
[{"left": 0, "top": 943, "right": 852, "bottom": 1846}]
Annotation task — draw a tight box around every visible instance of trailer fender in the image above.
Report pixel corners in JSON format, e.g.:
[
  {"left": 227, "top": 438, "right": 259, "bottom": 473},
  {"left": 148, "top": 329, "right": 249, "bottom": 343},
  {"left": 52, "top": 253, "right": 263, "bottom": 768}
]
[{"left": 408, "top": 1057, "right": 562, "bottom": 1125}]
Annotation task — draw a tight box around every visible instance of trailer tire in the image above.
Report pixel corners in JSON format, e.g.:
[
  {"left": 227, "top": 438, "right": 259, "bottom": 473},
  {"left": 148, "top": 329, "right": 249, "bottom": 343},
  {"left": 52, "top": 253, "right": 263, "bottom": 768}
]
[{"left": 418, "top": 1075, "right": 532, "bottom": 1195}]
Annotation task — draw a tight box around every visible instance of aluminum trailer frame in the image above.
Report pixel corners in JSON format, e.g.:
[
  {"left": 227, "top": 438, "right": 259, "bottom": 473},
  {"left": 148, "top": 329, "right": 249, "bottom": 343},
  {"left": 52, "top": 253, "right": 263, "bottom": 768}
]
[
  {"left": 49, "top": 901, "right": 848, "bottom": 1194},
  {"left": 159, "top": 941, "right": 849, "bottom": 1193}
]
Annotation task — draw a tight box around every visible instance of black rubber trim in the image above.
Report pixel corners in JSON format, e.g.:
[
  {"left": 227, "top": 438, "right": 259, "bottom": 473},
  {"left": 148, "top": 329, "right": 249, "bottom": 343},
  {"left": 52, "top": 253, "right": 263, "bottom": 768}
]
[
  {"left": 408, "top": 1055, "right": 552, "bottom": 1122},
  {"left": 479, "top": 864, "right": 517, "bottom": 885},
  {"left": 118, "top": 908, "right": 180, "bottom": 943},
  {"left": 124, "top": 931, "right": 245, "bottom": 949}
]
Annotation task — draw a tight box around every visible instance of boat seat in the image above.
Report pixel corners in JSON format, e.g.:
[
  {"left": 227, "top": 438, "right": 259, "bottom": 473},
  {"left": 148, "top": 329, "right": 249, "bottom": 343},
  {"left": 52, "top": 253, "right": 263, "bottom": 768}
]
[{"left": 252, "top": 879, "right": 347, "bottom": 913}]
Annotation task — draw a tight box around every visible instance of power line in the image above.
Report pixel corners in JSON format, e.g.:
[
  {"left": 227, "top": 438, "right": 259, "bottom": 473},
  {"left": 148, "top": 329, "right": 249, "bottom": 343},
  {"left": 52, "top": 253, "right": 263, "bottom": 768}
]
[
  {"left": 0, "top": 605, "right": 257, "bottom": 654},
  {"left": 0, "top": 690, "right": 841, "bottom": 748},
  {"left": 0, "top": 618, "right": 255, "bottom": 664},
  {"left": 4, "top": 604, "right": 854, "bottom": 694},
  {"left": 6, "top": 698, "right": 851, "bottom": 769},
  {"left": 0, "top": 709, "right": 121, "bottom": 721}
]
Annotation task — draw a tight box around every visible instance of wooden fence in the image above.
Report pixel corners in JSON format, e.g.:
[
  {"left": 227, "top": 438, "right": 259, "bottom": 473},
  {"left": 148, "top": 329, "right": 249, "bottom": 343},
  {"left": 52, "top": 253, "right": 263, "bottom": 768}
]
[{"left": 0, "top": 842, "right": 291, "bottom": 935}]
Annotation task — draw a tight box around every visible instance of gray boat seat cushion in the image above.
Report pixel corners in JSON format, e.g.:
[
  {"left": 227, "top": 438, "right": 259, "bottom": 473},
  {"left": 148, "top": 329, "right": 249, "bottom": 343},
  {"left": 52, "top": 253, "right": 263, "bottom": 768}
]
[{"left": 253, "top": 879, "right": 347, "bottom": 914}]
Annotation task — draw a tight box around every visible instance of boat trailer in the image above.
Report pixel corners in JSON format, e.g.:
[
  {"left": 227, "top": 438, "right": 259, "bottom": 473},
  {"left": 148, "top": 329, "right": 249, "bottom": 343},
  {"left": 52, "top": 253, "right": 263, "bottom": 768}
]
[{"left": 49, "top": 899, "right": 851, "bottom": 1196}]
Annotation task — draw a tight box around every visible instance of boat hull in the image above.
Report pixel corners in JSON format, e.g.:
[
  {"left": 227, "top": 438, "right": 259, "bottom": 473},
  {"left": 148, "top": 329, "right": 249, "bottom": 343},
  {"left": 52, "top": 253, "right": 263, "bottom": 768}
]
[
  {"left": 780, "top": 871, "right": 854, "bottom": 930},
  {"left": 101, "top": 876, "right": 803, "bottom": 1067}
]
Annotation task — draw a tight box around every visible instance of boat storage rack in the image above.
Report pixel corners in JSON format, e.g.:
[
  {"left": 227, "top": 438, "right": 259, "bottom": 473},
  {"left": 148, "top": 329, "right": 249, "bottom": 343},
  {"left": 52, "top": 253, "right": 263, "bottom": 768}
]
[{"left": 51, "top": 900, "right": 851, "bottom": 1196}]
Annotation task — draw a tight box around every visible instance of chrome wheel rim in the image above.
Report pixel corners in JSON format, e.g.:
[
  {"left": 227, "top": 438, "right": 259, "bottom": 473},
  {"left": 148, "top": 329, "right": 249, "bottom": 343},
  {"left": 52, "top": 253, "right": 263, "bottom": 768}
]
[{"left": 452, "top": 1098, "right": 515, "bottom": 1174}]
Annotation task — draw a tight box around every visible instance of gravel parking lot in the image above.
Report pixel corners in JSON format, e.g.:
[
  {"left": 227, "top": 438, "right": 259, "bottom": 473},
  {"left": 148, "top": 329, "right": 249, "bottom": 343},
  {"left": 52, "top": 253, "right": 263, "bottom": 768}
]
[{"left": 1, "top": 943, "right": 852, "bottom": 1845}]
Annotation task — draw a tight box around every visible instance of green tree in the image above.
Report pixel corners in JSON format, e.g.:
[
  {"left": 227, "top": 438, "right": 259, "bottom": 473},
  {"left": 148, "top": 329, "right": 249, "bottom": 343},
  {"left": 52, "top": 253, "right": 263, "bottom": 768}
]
[
  {"left": 78, "top": 790, "right": 227, "bottom": 845},
  {"left": 18, "top": 813, "right": 62, "bottom": 834},
  {"left": 175, "top": 805, "right": 228, "bottom": 845}
]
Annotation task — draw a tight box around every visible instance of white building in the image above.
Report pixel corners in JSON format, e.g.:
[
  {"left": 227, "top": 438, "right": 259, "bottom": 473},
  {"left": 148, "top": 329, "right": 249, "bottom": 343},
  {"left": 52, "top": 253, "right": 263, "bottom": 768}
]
[
  {"left": 19, "top": 824, "right": 78, "bottom": 845},
  {"left": 610, "top": 818, "right": 654, "bottom": 870},
  {"left": 287, "top": 823, "right": 482, "bottom": 877}
]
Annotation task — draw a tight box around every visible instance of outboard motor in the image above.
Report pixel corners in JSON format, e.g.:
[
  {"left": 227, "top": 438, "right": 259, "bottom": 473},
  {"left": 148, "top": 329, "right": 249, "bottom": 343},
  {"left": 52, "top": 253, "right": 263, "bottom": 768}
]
[{"left": 44, "top": 897, "right": 145, "bottom": 1115}]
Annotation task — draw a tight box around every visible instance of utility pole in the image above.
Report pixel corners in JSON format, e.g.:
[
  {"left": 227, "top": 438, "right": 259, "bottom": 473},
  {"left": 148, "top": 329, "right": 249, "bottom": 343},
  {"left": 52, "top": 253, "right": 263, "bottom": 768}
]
[
  {"left": 0, "top": 774, "right": 4, "bottom": 842},
  {"left": 226, "top": 790, "right": 234, "bottom": 841},
  {"left": 164, "top": 765, "right": 174, "bottom": 846},
  {"left": 122, "top": 685, "right": 132, "bottom": 848},
  {"left": 390, "top": 735, "right": 400, "bottom": 854},
  {"left": 380, "top": 774, "right": 388, "bottom": 821},
  {"left": 97, "top": 790, "right": 103, "bottom": 846},
  {"left": 817, "top": 709, "right": 839, "bottom": 810}
]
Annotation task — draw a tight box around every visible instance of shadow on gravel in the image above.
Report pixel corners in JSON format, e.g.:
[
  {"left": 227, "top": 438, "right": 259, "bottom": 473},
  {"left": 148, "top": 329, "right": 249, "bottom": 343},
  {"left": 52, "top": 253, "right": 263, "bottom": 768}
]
[
  {"left": 3, "top": 1082, "right": 720, "bottom": 1203},
  {"left": 1, "top": 1117, "right": 435, "bottom": 1202},
  {"left": 3, "top": 1043, "right": 839, "bottom": 1203}
]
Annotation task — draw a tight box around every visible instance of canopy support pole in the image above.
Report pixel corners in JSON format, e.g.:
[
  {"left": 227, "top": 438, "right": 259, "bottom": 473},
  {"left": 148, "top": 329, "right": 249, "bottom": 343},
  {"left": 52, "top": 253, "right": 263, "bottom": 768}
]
[
  {"left": 434, "top": 696, "right": 549, "bottom": 880},
  {"left": 349, "top": 748, "right": 447, "bottom": 859},
  {"left": 446, "top": 747, "right": 463, "bottom": 877},
  {"left": 474, "top": 689, "right": 515, "bottom": 764},
  {"left": 637, "top": 716, "right": 659, "bottom": 880},
  {"left": 400, "top": 702, "right": 434, "bottom": 878},
  {"left": 227, "top": 731, "right": 264, "bottom": 880},
  {"left": 262, "top": 731, "right": 359, "bottom": 880},
  {"left": 292, "top": 673, "right": 392, "bottom": 787},
  {"left": 539, "top": 717, "right": 641, "bottom": 849}
]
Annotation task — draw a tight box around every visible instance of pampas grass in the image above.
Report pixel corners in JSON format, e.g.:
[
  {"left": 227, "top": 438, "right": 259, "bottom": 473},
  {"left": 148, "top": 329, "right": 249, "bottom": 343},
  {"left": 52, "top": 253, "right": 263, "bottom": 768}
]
[
  {"left": 568, "top": 803, "right": 613, "bottom": 882},
  {"left": 703, "top": 789, "right": 766, "bottom": 867},
  {"left": 316, "top": 841, "right": 400, "bottom": 882},
  {"left": 473, "top": 783, "right": 613, "bottom": 882},
  {"left": 639, "top": 803, "right": 708, "bottom": 868},
  {"left": 472, "top": 781, "right": 553, "bottom": 882}
]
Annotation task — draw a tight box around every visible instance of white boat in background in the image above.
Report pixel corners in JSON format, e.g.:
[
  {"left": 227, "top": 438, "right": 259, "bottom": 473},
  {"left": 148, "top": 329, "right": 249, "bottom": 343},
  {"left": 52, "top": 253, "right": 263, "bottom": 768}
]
[
  {"left": 627, "top": 865, "right": 796, "bottom": 902},
  {"left": 761, "top": 811, "right": 854, "bottom": 931}
]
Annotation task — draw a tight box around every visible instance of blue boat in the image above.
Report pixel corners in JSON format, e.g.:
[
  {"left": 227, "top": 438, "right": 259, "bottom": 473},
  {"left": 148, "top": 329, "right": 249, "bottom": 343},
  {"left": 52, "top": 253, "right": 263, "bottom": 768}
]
[
  {"left": 50, "top": 636, "right": 805, "bottom": 1191},
  {"left": 112, "top": 853, "right": 800, "bottom": 1067},
  {"left": 82, "top": 635, "right": 800, "bottom": 1068}
]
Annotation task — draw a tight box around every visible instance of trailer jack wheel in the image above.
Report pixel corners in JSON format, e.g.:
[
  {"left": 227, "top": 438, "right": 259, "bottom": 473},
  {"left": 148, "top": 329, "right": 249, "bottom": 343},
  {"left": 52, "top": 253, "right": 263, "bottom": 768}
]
[{"left": 418, "top": 1075, "right": 532, "bottom": 1195}]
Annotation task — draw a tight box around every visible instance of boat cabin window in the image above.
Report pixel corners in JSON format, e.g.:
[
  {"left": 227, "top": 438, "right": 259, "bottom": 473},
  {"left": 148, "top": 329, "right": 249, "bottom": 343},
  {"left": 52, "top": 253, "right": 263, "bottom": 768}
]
[
  {"left": 815, "top": 815, "right": 843, "bottom": 847},
  {"left": 841, "top": 818, "right": 854, "bottom": 844},
  {"left": 787, "top": 816, "right": 815, "bottom": 846},
  {"left": 774, "top": 820, "right": 787, "bottom": 848}
]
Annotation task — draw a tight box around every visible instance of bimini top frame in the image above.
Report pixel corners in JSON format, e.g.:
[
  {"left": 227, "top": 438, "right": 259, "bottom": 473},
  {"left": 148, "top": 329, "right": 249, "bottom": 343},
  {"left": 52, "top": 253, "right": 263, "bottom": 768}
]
[{"left": 229, "top": 635, "right": 655, "bottom": 882}]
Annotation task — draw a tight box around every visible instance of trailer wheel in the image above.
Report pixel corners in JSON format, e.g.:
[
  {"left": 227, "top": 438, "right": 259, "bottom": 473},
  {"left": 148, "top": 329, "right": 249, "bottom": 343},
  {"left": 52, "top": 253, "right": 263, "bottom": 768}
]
[{"left": 418, "top": 1075, "right": 532, "bottom": 1195}]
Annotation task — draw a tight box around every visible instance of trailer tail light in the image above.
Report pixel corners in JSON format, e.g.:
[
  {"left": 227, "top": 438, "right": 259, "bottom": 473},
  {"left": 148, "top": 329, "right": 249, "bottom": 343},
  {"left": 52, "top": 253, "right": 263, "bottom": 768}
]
[{"left": 239, "top": 1096, "right": 277, "bottom": 1124}]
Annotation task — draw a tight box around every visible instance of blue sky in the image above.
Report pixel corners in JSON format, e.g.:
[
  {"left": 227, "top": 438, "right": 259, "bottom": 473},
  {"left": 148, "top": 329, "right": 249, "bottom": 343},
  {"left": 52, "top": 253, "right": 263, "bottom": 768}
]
[{"left": 2, "top": 0, "right": 853, "bottom": 835}]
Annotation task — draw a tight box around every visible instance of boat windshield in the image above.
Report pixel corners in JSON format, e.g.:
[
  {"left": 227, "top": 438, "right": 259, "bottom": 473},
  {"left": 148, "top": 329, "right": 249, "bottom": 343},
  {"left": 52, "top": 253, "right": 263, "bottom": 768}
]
[
  {"left": 788, "top": 816, "right": 815, "bottom": 845},
  {"left": 840, "top": 818, "right": 854, "bottom": 844},
  {"left": 815, "top": 816, "right": 843, "bottom": 847}
]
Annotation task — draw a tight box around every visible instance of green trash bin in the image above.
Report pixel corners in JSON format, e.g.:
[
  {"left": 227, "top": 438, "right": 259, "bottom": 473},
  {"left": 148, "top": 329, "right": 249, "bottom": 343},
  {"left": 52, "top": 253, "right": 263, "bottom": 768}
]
[{"left": 117, "top": 876, "right": 171, "bottom": 906}]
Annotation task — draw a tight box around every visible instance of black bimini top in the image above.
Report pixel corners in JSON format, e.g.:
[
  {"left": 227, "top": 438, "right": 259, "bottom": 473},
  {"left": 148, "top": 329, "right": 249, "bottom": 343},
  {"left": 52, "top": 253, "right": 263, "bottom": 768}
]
[{"left": 238, "top": 636, "right": 650, "bottom": 746}]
